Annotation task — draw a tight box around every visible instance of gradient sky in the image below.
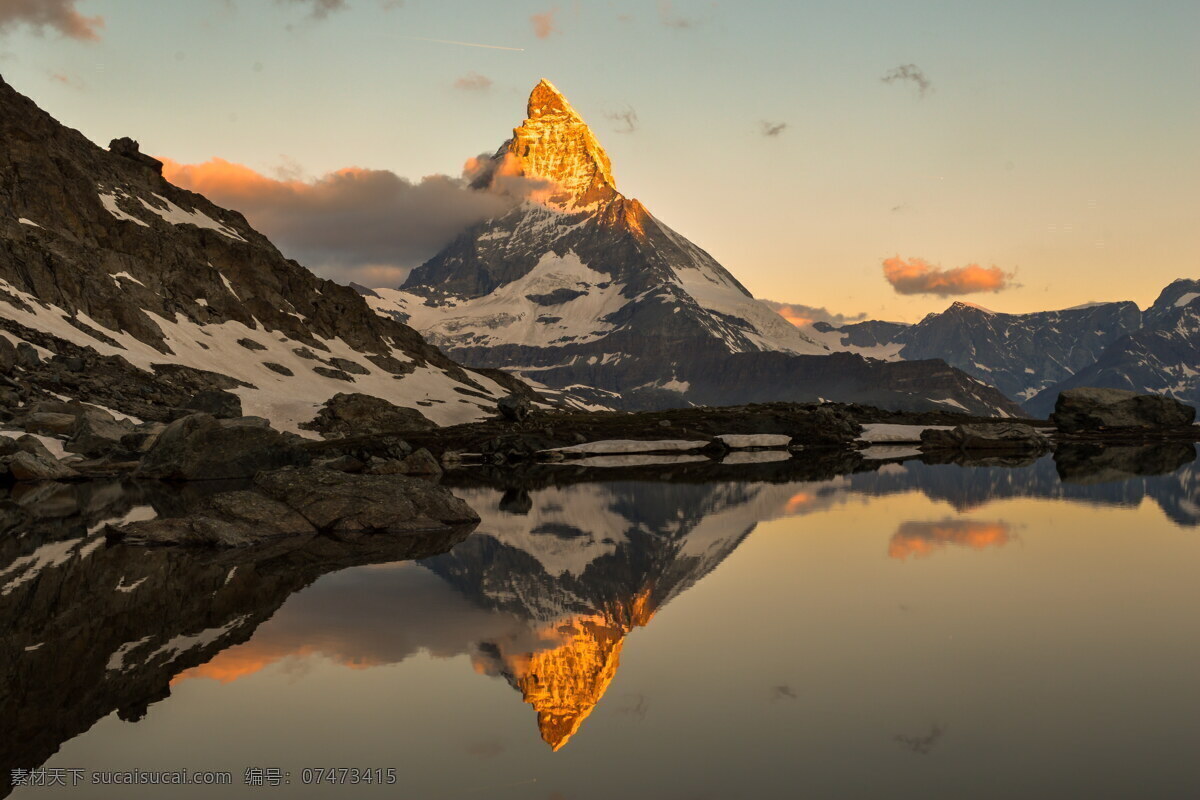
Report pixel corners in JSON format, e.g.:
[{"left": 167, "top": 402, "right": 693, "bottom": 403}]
[{"left": 2, "top": 0, "right": 1197, "bottom": 322}]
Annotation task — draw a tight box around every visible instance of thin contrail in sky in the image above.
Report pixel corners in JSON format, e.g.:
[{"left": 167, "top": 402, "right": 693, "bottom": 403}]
[{"left": 402, "top": 36, "right": 524, "bottom": 52}]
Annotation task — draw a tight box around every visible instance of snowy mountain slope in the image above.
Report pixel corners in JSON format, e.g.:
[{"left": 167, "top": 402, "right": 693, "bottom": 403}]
[
  {"left": 384, "top": 80, "right": 1021, "bottom": 416},
  {"left": 897, "top": 301, "right": 1143, "bottom": 402},
  {"left": 811, "top": 299, "right": 1145, "bottom": 411},
  {"left": 1025, "top": 280, "right": 1200, "bottom": 417},
  {"left": 0, "top": 76, "right": 526, "bottom": 432}
]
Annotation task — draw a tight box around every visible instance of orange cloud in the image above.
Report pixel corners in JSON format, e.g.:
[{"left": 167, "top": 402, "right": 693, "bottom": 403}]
[
  {"left": 160, "top": 156, "right": 531, "bottom": 285},
  {"left": 760, "top": 300, "right": 867, "bottom": 328},
  {"left": 0, "top": 0, "right": 103, "bottom": 40},
  {"left": 888, "top": 519, "right": 1012, "bottom": 560},
  {"left": 530, "top": 8, "right": 558, "bottom": 38},
  {"left": 883, "top": 256, "right": 1015, "bottom": 296}
]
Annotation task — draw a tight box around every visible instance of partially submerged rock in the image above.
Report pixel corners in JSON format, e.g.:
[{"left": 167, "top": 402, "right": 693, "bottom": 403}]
[
  {"left": 254, "top": 467, "right": 477, "bottom": 534},
  {"left": 116, "top": 491, "right": 316, "bottom": 547},
  {"left": 6, "top": 450, "right": 78, "bottom": 481},
  {"left": 300, "top": 392, "right": 435, "bottom": 439},
  {"left": 921, "top": 423, "right": 1050, "bottom": 452},
  {"left": 1051, "top": 387, "right": 1195, "bottom": 433},
  {"left": 111, "top": 466, "right": 480, "bottom": 547},
  {"left": 135, "top": 413, "right": 307, "bottom": 480}
]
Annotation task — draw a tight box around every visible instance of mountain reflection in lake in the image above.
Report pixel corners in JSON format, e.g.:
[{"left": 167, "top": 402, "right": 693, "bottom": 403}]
[{"left": 5, "top": 446, "right": 1199, "bottom": 799}]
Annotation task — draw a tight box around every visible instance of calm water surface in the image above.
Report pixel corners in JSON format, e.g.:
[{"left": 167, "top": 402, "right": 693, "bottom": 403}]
[{"left": 5, "top": 448, "right": 1199, "bottom": 799}]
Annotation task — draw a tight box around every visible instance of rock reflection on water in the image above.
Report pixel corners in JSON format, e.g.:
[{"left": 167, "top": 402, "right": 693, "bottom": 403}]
[
  {"left": 0, "top": 479, "right": 472, "bottom": 798},
  {"left": 0, "top": 442, "right": 1197, "bottom": 796}
]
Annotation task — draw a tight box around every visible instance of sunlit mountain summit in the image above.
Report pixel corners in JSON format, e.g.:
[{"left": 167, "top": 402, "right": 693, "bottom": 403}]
[{"left": 366, "top": 80, "right": 1019, "bottom": 416}]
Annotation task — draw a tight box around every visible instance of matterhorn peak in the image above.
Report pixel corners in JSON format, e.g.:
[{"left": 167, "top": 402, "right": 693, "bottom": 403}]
[
  {"left": 500, "top": 79, "right": 619, "bottom": 209},
  {"left": 527, "top": 79, "right": 580, "bottom": 120}
]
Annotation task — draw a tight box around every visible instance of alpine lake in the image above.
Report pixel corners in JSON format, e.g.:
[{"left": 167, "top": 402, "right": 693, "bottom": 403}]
[{"left": 4, "top": 443, "right": 1198, "bottom": 799}]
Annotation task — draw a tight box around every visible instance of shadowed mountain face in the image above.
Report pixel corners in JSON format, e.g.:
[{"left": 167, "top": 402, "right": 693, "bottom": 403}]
[
  {"left": 0, "top": 76, "right": 526, "bottom": 430},
  {"left": 373, "top": 81, "right": 1020, "bottom": 417}
]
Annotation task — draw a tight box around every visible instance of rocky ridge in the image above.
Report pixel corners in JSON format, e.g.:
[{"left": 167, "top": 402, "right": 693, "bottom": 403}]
[{"left": 0, "top": 75, "right": 533, "bottom": 433}]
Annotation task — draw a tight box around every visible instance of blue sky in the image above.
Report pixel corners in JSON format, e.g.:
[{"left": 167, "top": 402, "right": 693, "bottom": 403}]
[{"left": 2, "top": 0, "right": 1197, "bottom": 320}]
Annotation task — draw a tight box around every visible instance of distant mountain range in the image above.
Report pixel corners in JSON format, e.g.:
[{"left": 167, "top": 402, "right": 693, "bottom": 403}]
[
  {"left": 807, "top": 278, "right": 1199, "bottom": 416},
  {"left": 368, "top": 80, "right": 1020, "bottom": 417}
]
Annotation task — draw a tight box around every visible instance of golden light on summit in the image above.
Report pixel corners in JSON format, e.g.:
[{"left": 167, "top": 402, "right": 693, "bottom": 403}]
[{"left": 492, "top": 586, "right": 659, "bottom": 751}]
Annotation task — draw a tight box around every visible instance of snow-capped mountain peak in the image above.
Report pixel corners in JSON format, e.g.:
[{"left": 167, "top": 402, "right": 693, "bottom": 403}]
[{"left": 376, "top": 81, "right": 1021, "bottom": 415}]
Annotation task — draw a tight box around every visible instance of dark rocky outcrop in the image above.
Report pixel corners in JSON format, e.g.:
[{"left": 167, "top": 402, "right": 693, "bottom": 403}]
[
  {"left": 5, "top": 450, "right": 78, "bottom": 481},
  {"left": 108, "top": 137, "right": 163, "bottom": 175},
  {"left": 300, "top": 392, "right": 435, "bottom": 439},
  {"left": 114, "top": 491, "right": 317, "bottom": 547},
  {"left": 1051, "top": 387, "right": 1195, "bottom": 433},
  {"left": 920, "top": 423, "right": 1050, "bottom": 453},
  {"left": 176, "top": 389, "right": 243, "bottom": 419},
  {"left": 66, "top": 407, "right": 137, "bottom": 458},
  {"left": 135, "top": 414, "right": 307, "bottom": 480},
  {"left": 498, "top": 394, "right": 533, "bottom": 422},
  {"left": 253, "top": 467, "right": 477, "bottom": 534}
]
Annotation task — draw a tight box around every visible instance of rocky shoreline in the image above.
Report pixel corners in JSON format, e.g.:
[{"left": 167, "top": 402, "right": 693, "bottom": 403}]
[{"left": 0, "top": 385, "right": 1194, "bottom": 549}]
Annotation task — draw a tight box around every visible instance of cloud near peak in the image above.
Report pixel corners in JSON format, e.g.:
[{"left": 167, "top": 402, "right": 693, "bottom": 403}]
[
  {"left": 0, "top": 0, "right": 103, "bottom": 40},
  {"left": 161, "top": 154, "right": 555, "bottom": 287},
  {"left": 760, "top": 300, "right": 867, "bottom": 328},
  {"left": 883, "top": 256, "right": 1016, "bottom": 296}
]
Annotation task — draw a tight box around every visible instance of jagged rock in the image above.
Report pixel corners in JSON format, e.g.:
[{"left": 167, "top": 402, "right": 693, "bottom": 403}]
[
  {"left": 135, "top": 413, "right": 307, "bottom": 480},
  {"left": 24, "top": 412, "right": 76, "bottom": 436},
  {"left": 317, "top": 455, "right": 366, "bottom": 473},
  {"left": 526, "top": 288, "right": 587, "bottom": 305},
  {"left": 313, "top": 366, "right": 354, "bottom": 382},
  {"left": 293, "top": 347, "right": 320, "bottom": 361},
  {"left": 1054, "top": 442, "right": 1197, "bottom": 484},
  {"left": 236, "top": 338, "right": 268, "bottom": 352},
  {"left": 399, "top": 448, "right": 442, "bottom": 476},
  {"left": 365, "top": 448, "right": 442, "bottom": 477},
  {"left": 482, "top": 433, "right": 559, "bottom": 462},
  {"left": 300, "top": 392, "right": 435, "bottom": 439},
  {"left": 921, "top": 423, "right": 1050, "bottom": 452},
  {"left": 498, "top": 394, "right": 533, "bottom": 422},
  {"left": 1051, "top": 387, "right": 1196, "bottom": 433},
  {"left": 179, "top": 389, "right": 243, "bottom": 419},
  {"left": 263, "top": 362, "right": 294, "bottom": 376},
  {"left": 6, "top": 451, "right": 78, "bottom": 481},
  {"left": 108, "top": 137, "right": 164, "bottom": 174},
  {"left": 329, "top": 357, "right": 370, "bottom": 376},
  {"left": 253, "top": 467, "right": 479, "bottom": 534},
  {"left": 66, "top": 408, "right": 137, "bottom": 458},
  {"left": 0, "top": 337, "right": 16, "bottom": 375},
  {"left": 0, "top": 436, "right": 18, "bottom": 457},
  {"left": 113, "top": 491, "right": 317, "bottom": 547},
  {"left": 119, "top": 424, "right": 166, "bottom": 454},
  {"left": 15, "top": 434, "right": 58, "bottom": 461},
  {"left": 15, "top": 343, "right": 40, "bottom": 368}
]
